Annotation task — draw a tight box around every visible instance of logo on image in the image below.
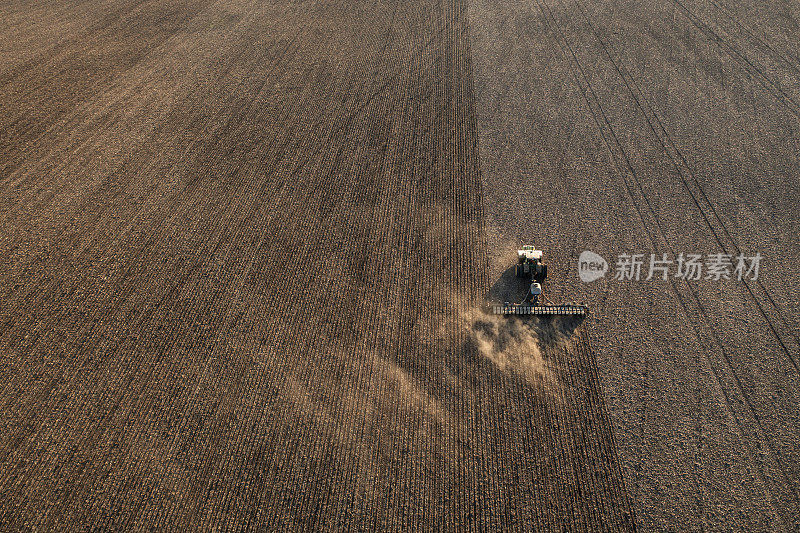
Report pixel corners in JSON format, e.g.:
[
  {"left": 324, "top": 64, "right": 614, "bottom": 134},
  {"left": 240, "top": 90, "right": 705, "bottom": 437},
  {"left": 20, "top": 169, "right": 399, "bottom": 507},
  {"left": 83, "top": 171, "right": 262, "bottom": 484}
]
[
  {"left": 577, "top": 250, "right": 761, "bottom": 282},
  {"left": 578, "top": 251, "right": 608, "bottom": 282}
]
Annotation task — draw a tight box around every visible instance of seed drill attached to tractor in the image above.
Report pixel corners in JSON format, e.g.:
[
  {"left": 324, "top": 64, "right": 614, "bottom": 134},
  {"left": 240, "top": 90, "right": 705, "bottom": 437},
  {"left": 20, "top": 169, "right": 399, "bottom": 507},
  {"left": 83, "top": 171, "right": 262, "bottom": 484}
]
[{"left": 491, "top": 245, "right": 588, "bottom": 316}]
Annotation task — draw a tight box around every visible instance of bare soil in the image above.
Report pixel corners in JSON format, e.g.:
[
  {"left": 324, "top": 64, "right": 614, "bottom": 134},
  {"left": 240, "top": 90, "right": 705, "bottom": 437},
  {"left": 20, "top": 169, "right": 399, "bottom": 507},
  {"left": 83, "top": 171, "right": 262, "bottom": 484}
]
[
  {"left": 0, "top": 0, "right": 634, "bottom": 530},
  {"left": 468, "top": 0, "right": 800, "bottom": 529}
]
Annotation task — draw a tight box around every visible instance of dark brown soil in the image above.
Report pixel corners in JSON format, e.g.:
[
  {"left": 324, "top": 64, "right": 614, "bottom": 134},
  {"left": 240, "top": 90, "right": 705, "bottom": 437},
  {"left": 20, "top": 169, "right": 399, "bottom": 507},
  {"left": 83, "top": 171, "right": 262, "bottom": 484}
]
[{"left": 0, "top": 0, "right": 633, "bottom": 530}]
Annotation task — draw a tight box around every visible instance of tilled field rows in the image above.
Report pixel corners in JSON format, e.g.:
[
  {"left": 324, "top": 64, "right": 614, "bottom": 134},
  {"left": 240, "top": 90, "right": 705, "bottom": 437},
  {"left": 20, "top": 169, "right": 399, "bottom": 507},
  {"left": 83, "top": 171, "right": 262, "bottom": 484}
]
[{"left": 1, "top": 0, "right": 631, "bottom": 529}]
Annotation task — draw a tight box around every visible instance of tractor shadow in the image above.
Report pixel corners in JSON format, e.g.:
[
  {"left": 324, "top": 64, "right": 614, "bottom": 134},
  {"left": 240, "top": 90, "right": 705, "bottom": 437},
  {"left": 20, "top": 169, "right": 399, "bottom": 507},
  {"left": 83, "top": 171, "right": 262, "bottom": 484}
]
[
  {"left": 484, "top": 265, "right": 585, "bottom": 340},
  {"left": 486, "top": 265, "right": 530, "bottom": 304}
]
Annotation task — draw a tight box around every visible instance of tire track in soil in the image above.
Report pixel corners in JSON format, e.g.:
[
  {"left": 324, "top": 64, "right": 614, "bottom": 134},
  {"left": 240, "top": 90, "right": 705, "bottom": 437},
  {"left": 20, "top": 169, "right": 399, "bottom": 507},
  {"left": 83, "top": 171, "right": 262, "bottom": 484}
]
[
  {"left": 533, "top": 0, "right": 800, "bottom": 526},
  {"left": 558, "top": 5, "right": 800, "bottom": 496},
  {"left": 668, "top": 0, "right": 800, "bottom": 117},
  {"left": 707, "top": 0, "right": 800, "bottom": 76},
  {"left": 573, "top": 0, "right": 800, "bottom": 519},
  {"left": 566, "top": 0, "right": 799, "bottom": 369}
]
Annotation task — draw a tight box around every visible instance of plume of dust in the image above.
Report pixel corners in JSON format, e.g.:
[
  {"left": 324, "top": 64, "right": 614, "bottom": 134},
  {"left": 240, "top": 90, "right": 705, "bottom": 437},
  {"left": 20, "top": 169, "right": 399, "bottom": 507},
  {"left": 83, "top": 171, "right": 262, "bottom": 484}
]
[{"left": 458, "top": 306, "right": 558, "bottom": 392}]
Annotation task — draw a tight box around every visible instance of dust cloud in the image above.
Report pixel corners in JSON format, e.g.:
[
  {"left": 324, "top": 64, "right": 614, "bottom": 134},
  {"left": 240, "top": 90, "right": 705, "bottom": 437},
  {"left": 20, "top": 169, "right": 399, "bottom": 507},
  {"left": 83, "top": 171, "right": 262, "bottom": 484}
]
[{"left": 459, "top": 307, "right": 557, "bottom": 390}]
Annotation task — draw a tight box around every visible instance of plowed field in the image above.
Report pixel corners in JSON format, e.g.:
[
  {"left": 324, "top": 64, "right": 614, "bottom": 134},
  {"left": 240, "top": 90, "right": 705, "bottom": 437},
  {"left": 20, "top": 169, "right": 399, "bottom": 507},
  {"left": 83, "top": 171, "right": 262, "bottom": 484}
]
[
  {"left": 0, "top": 0, "right": 631, "bottom": 530},
  {"left": 2, "top": 0, "right": 797, "bottom": 529}
]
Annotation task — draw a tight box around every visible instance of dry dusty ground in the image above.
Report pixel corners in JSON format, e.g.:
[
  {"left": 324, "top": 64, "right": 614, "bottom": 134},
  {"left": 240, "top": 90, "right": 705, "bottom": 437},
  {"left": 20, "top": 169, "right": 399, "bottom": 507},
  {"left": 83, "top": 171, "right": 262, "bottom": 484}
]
[
  {"left": 0, "top": 0, "right": 633, "bottom": 530},
  {"left": 1, "top": 0, "right": 797, "bottom": 530},
  {"left": 468, "top": 0, "right": 800, "bottom": 529}
]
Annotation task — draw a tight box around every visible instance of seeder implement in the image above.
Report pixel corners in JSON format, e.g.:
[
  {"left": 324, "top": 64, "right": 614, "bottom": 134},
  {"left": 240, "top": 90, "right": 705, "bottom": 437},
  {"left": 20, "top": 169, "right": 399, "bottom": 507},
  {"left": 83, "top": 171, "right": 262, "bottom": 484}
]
[{"left": 491, "top": 303, "right": 588, "bottom": 316}]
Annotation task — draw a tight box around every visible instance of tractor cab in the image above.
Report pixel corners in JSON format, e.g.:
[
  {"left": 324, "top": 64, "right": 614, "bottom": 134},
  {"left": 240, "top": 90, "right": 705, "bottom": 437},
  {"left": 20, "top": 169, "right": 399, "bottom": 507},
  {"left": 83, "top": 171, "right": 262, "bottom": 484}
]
[{"left": 515, "top": 245, "right": 547, "bottom": 282}]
